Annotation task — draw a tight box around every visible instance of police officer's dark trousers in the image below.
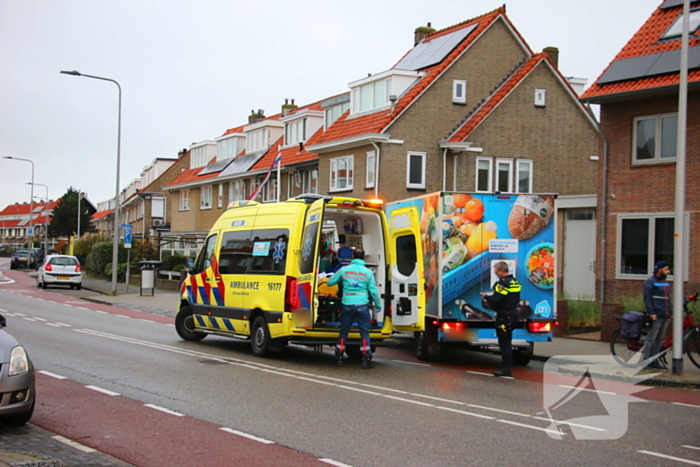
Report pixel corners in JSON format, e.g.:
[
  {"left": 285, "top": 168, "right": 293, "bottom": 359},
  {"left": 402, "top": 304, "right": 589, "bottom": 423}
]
[{"left": 496, "top": 309, "right": 518, "bottom": 369}]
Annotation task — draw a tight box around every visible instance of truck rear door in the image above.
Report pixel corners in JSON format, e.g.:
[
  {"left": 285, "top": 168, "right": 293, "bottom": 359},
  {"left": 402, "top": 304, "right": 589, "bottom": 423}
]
[
  {"left": 294, "top": 198, "right": 325, "bottom": 328},
  {"left": 389, "top": 206, "right": 424, "bottom": 328}
]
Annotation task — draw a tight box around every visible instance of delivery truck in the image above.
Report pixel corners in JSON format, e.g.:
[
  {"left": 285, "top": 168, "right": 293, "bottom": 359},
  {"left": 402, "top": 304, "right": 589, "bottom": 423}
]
[{"left": 386, "top": 192, "right": 557, "bottom": 365}]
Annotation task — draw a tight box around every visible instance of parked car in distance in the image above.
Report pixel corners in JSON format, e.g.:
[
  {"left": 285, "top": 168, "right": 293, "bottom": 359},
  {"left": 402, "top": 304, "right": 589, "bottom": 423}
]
[
  {"left": 30, "top": 248, "right": 45, "bottom": 268},
  {"left": 36, "top": 254, "right": 82, "bottom": 290},
  {"left": 0, "top": 313, "right": 35, "bottom": 426},
  {"left": 10, "top": 249, "right": 36, "bottom": 270}
]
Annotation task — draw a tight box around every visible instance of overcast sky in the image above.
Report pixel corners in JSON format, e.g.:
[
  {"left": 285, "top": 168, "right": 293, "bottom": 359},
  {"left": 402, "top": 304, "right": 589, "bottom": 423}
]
[{"left": 0, "top": 0, "right": 661, "bottom": 210}]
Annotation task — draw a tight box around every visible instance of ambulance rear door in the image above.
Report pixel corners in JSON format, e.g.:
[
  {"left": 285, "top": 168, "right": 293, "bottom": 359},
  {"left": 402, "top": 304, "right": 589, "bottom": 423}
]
[
  {"left": 294, "top": 198, "right": 326, "bottom": 328},
  {"left": 389, "top": 206, "right": 424, "bottom": 328}
]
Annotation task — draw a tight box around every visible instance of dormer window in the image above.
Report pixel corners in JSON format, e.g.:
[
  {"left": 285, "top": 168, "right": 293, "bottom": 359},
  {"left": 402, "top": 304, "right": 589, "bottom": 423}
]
[
  {"left": 285, "top": 119, "right": 306, "bottom": 145},
  {"left": 247, "top": 128, "right": 268, "bottom": 153},
  {"left": 662, "top": 8, "right": 700, "bottom": 39},
  {"left": 349, "top": 69, "right": 424, "bottom": 116},
  {"left": 281, "top": 109, "right": 323, "bottom": 146},
  {"left": 189, "top": 141, "right": 216, "bottom": 169},
  {"left": 325, "top": 102, "right": 350, "bottom": 128},
  {"left": 216, "top": 134, "right": 244, "bottom": 161}
]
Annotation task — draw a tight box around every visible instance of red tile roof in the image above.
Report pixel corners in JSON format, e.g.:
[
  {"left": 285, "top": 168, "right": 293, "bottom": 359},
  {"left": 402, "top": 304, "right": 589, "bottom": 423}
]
[
  {"left": 307, "top": 7, "right": 507, "bottom": 146},
  {"left": 582, "top": 2, "right": 700, "bottom": 99},
  {"left": 448, "top": 53, "right": 548, "bottom": 142},
  {"left": 92, "top": 209, "right": 113, "bottom": 220}
]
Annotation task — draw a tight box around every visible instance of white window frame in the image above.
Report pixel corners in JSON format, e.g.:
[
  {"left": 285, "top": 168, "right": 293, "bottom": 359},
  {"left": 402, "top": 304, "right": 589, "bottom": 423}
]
[
  {"left": 406, "top": 151, "right": 426, "bottom": 190},
  {"left": 329, "top": 155, "right": 354, "bottom": 192},
  {"left": 262, "top": 176, "right": 278, "bottom": 203},
  {"left": 229, "top": 180, "right": 245, "bottom": 204},
  {"left": 632, "top": 113, "right": 678, "bottom": 164},
  {"left": 453, "top": 79, "right": 467, "bottom": 104},
  {"left": 249, "top": 179, "right": 261, "bottom": 201},
  {"left": 200, "top": 186, "right": 212, "bottom": 210},
  {"left": 475, "top": 157, "right": 493, "bottom": 193},
  {"left": 535, "top": 89, "right": 546, "bottom": 107},
  {"left": 351, "top": 78, "right": 392, "bottom": 114},
  {"left": 662, "top": 8, "right": 700, "bottom": 39},
  {"left": 366, "top": 151, "right": 376, "bottom": 189},
  {"left": 495, "top": 158, "right": 514, "bottom": 193},
  {"left": 616, "top": 212, "right": 689, "bottom": 280},
  {"left": 516, "top": 159, "right": 533, "bottom": 193},
  {"left": 285, "top": 118, "right": 307, "bottom": 145},
  {"left": 217, "top": 184, "right": 224, "bottom": 208},
  {"left": 179, "top": 190, "right": 190, "bottom": 211},
  {"left": 302, "top": 169, "right": 318, "bottom": 194}
]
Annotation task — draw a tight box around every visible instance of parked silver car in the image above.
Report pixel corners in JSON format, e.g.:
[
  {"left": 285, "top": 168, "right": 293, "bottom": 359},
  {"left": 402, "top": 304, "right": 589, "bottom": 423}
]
[
  {"left": 0, "top": 313, "right": 35, "bottom": 426},
  {"left": 36, "top": 254, "right": 82, "bottom": 290}
]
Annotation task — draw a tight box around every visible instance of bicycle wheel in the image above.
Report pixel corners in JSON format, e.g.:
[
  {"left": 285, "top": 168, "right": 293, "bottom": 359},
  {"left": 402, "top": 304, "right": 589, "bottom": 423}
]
[
  {"left": 610, "top": 329, "right": 645, "bottom": 367},
  {"left": 684, "top": 328, "right": 700, "bottom": 370}
]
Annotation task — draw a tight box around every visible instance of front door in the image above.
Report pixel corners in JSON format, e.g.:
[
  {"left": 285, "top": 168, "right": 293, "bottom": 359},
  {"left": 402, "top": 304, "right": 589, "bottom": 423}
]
[{"left": 563, "top": 211, "right": 596, "bottom": 300}]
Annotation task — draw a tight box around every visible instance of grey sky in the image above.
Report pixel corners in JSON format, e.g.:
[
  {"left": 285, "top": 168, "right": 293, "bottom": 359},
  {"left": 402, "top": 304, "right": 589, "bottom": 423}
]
[{"left": 0, "top": 0, "right": 660, "bottom": 210}]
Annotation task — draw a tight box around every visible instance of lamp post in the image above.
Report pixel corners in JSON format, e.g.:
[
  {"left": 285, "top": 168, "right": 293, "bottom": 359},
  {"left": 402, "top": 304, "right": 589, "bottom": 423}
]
[
  {"left": 3, "top": 156, "right": 34, "bottom": 248},
  {"left": 77, "top": 191, "right": 83, "bottom": 240},
  {"left": 27, "top": 182, "right": 49, "bottom": 257},
  {"left": 61, "top": 70, "right": 122, "bottom": 295}
]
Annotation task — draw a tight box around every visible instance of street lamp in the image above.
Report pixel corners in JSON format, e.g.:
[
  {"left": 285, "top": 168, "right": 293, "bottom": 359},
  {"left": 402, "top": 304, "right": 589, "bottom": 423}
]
[
  {"left": 77, "top": 191, "right": 84, "bottom": 240},
  {"left": 27, "top": 182, "right": 49, "bottom": 257},
  {"left": 61, "top": 70, "right": 122, "bottom": 295},
  {"left": 3, "top": 156, "right": 34, "bottom": 249}
]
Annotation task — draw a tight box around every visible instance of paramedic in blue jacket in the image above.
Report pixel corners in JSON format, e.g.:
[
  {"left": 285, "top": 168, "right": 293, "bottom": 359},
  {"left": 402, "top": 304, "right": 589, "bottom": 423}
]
[
  {"left": 327, "top": 248, "right": 381, "bottom": 369},
  {"left": 642, "top": 261, "right": 672, "bottom": 370}
]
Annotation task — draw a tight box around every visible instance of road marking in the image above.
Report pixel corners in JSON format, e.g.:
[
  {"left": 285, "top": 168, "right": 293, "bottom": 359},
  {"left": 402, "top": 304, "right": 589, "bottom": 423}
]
[
  {"left": 320, "top": 459, "right": 354, "bottom": 467},
  {"left": 56, "top": 322, "right": 72, "bottom": 327},
  {"left": 86, "top": 385, "right": 120, "bottom": 396},
  {"left": 638, "top": 450, "right": 700, "bottom": 465},
  {"left": 673, "top": 402, "right": 700, "bottom": 408},
  {"left": 497, "top": 419, "right": 564, "bottom": 436},
  {"left": 116, "top": 314, "right": 131, "bottom": 319},
  {"left": 95, "top": 310, "right": 108, "bottom": 314},
  {"left": 219, "top": 428, "right": 274, "bottom": 444},
  {"left": 383, "top": 395, "right": 433, "bottom": 407},
  {"left": 33, "top": 317, "right": 47, "bottom": 321},
  {"left": 467, "top": 404, "right": 531, "bottom": 418},
  {"left": 39, "top": 370, "right": 67, "bottom": 379},
  {"left": 558, "top": 384, "right": 616, "bottom": 395},
  {"left": 144, "top": 404, "right": 184, "bottom": 417},
  {"left": 531, "top": 416, "right": 607, "bottom": 432},
  {"left": 683, "top": 445, "right": 700, "bottom": 451},
  {"left": 436, "top": 406, "right": 495, "bottom": 420},
  {"left": 23, "top": 317, "right": 36, "bottom": 322},
  {"left": 45, "top": 323, "right": 61, "bottom": 327},
  {"left": 51, "top": 435, "right": 96, "bottom": 453},
  {"left": 466, "top": 370, "right": 493, "bottom": 376},
  {"left": 391, "top": 359, "right": 431, "bottom": 367},
  {"left": 78, "top": 307, "right": 91, "bottom": 311},
  {"left": 14, "top": 313, "right": 26, "bottom": 316}
]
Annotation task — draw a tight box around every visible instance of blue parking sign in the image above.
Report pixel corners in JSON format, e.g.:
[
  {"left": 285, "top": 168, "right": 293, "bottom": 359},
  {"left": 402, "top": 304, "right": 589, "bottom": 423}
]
[{"left": 124, "top": 226, "right": 132, "bottom": 249}]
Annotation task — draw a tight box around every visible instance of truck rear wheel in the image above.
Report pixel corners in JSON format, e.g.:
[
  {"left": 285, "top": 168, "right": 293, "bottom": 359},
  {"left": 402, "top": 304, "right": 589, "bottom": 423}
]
[
  {"left": 415, "top": 331, "right": 431, "bottom": 361},
  {"left": 513, "top": 343, "right": 534, "bottom": 366},
  {"left": 175, "top": 305, "right": 206, "bottom": 341}
]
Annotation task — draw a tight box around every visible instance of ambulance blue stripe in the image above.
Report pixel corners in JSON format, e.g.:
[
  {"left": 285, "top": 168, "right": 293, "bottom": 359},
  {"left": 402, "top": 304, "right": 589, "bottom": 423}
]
[
  {"left": 223, "top": 319, "right": 235, "bottom": 332},
  {"left": 209, "top": 318, "right": 221, "bottom": 330},
  {"left": 299, "top": 289, "right": 310, "bottom": 309},
  {"left": 198, "top": 287, "right": 210, "bottom": 305},
  {"left": 195, "top": 315, "right": 206, "bottom": 327},
  {"left": 186, "top": 285, "right": 194, "bottom": 303},
  {"left": 212, "top": 288, "right": 223, "bottom": 306}
]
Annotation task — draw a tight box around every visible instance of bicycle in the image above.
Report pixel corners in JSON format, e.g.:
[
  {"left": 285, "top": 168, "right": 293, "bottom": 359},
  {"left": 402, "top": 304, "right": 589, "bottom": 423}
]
[{"left": 609, "top": 292, "right": 700, "bottom": 369}]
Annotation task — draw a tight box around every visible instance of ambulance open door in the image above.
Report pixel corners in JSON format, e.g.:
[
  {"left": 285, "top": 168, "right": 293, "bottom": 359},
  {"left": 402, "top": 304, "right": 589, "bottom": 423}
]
[
  {"left": 389, "top": 206, "right": 424, "bottom": 328},
  {"left": 294, "top": 198, "right": 326, "bottom": 328}
]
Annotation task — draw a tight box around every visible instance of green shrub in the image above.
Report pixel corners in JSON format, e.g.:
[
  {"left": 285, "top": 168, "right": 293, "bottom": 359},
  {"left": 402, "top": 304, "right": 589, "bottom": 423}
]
[
  {"left": 172, "top": 263, "right": 186, "bottom": 272},
  {"left": 163, "top": 253, "right": 187, "bottom": 271},
  {"left": 86, "top": 241, "right": 128, "bottom": 277},
  {"left": 620, "top": 295, "right": 645, "bottom": 313},
  {"left": 104, "top": 262, "right": 127, "bottom": 282},
  {"left": 566, "top": 300, "right": 601, "bottom": 327}
]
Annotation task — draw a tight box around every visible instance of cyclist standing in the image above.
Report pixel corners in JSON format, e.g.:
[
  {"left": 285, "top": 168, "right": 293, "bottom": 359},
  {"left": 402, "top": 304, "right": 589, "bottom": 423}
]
[{"left": 643, "top": 261, "right": 672, "bottom": 370}]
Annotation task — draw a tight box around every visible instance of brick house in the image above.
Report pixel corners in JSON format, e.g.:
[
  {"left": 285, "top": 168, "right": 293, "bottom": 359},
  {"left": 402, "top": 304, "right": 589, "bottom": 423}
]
[
  {"left": 0, "top": 200, "right": 59, "bottom": 250},
  {"left": 580, "top": 0, "right": 700, "bottom": 323}
]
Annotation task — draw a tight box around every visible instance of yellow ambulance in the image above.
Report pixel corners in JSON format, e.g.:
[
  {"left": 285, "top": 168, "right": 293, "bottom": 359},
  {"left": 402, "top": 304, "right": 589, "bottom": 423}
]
[{"left": 174, "top": 194, "right": 424, "bottom": 358}]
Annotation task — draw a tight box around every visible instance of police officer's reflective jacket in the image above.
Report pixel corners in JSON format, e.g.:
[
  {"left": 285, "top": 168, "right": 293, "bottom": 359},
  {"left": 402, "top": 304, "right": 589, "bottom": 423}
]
[{"left": 485, "top": 274, "right": 522, "bottom": 315}]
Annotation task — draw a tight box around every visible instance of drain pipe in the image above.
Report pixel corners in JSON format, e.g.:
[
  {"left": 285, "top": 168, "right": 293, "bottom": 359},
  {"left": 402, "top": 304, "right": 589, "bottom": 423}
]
[
  {"left": 586, "top": 101, "right": 609, "bottom": 305},
  {"left": 370, "top": 139, "right": 381, "bottom": 199},
  {"left": 453, "top": 153, "right": 458, "bottom": 191},
  {"left": 442, "top": 148, "right": 448, "bottom": 191}
]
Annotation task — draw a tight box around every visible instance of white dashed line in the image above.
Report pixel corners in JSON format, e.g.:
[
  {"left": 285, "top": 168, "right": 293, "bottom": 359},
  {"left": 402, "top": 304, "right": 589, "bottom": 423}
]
[
  {"left": 85, "top": 385, "right": 120, "bottom": 396},
  {"left": 45, "top": 323, "right": 61, "bottom": 327},
  {"left": 34, "top": 317, "right": 47, "bottom": 321},
  {"left": 23, "top": 317, "right": 36, "bottom": 322},
  {"left": 638, "top": 450, "right": 700, "bottom": 465},
  {"left": 219, "top": 427, "right": 274, "bottom": 444},
  {"left": 38, "top": 371, "right": 67, "bottom": 379},
  {"left": 56, "top": 322, "right": 72, "bottom": 327},
  {"left": 391, "top": 359, "right": 431, "bottom": 367},
  {"left": 466, "top": 370, "right": 493, "bottom": 376},
  {"left": 116, "top": 314, "right": 131, "bottom": 319},
  {"left": 144, "top": 404, "right": 184, "bottom": 416},
  {"left": 673, "top": 402, "right": 700, "bottom": 408},
  {"left": 320, "top": 459, "right": 354, "bottom": 467},
  {"left": 683, "top": 445, "right": 700, "bottom": 451},
  {"left": 558, "top": 384, "right": 616, "bottom": 395},
  {"left": 51, "top": 435, "right": 97, "bottom": 453}
]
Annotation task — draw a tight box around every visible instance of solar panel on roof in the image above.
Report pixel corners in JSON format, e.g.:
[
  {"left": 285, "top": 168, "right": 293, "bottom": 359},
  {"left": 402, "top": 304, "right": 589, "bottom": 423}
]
[
  {"left": 18, "top": 219, "right": 28, "bottom": 226},
  {"left": 218, "top": 149, "right": 267, "bottom": 178},
  {"left": 198, "top": 158, "right": 234, "bottom": 176},
  {"left": 32, "top": 206, "right": 43, "bottom": 213},
  {"left": 597, "top": 46, "right": 700, "bottom": 84},
  {"left": 661, "top": 0, "right": 700, "bottom": 9},
  {"left": 393, "top": 24, "right": 477, "bottom": 71}
]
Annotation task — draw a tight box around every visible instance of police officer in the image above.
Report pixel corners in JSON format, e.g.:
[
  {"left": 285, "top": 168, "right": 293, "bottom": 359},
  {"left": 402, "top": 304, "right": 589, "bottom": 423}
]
[
  {"left": 327, "top": 247, "right": 381, "bottom": 369},
  {"left": 481, "top": 261, "right": 522, "bottom": 377}
]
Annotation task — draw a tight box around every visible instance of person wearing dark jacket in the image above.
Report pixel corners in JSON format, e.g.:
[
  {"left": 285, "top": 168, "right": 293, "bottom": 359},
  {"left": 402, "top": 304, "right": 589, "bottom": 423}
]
[
  {"left": 481, "top": 261, "right": 521, "bottom": 377},
  {"left": 642, "top": 261, "right": 672, "bottom": 370}
]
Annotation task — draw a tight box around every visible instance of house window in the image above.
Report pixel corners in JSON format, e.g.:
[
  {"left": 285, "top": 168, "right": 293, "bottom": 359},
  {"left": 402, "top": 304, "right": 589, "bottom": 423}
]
[
  {"left": 179, "top": 190, "right": 190, "bottom": 211},
  {"left": 262, "top": 176, "right": 278, "bottom": 203},
  {"left": 496, "top": 158, "right": 514, "bottom": 193},
  {"left": 618, "top": 214, "right": 687, "bottom": 278},
  {"left": 352, "top": 78, "right": 392, "bottom": 114},
  {"left": 190, "top": 146, "right": 209, "bottom": 168},
  {"left": 406, "top": 152, "right": 426, "bottom": 189},
  {"left": 330, "top": 155, "right": 354, "bottom": 191},
  {"left": 285, "top": 118, "right": 307, "bottom": 145},
  {"left": 229, "top": 180, "right": 245, "bottom": 203},
  {"left": 476, "top": 157, "right": 493, "bottom": 192},
  {"left": 633, "top": 113, "right": 678, "bottom": 163},
  {"left": 325, "top": 102, "right": 350, "bottom": 128},
  {"left": 662, "top": 8, "right": 700, "bottom": 39},
  {"left": 249, "top": 179, "right": 261, "bottom": 201},
  {"left": 302, "top": 169, "right": 318, "bottom": 194},
  {"left": 218, "top": 184, "right": 224, "bottom": 208},
  {"left": 366, "top": 151, "right": 375, "bottom": 188},
  {"left": 246, "top": 128, "right": 268, "bottom": 153},
  {"left": 200, "top": 186, "right": 213, "bottom": 210},
  {"left": 516, "top": 160, "right": 533, "bottom": 193},
  {"left": 535, "top": 89, "right": 546, "bottom": 107},
  {"left": 453, "top": 79, "right": 467, "bottom": 104}
]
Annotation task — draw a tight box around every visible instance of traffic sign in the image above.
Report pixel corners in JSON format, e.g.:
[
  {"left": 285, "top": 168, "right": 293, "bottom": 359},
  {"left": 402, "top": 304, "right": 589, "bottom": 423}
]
[
  {"left": 121, "top": 224, "right": 133, "bottom": 228},
  {"left": 124, "top": 226, "right": 133, "bottom": 249},
  {"left": 26, "top": 227, "right": 34, "bottom": 236}
]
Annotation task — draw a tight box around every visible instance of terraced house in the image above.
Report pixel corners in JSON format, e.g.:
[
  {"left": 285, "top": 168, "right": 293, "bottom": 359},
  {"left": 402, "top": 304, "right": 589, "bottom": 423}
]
[
  {"left": 580, "top": 0, "right": 700, "bottom": 311},
  {"left": 161, "top": 7, "right": 601, "bottom": 298}
]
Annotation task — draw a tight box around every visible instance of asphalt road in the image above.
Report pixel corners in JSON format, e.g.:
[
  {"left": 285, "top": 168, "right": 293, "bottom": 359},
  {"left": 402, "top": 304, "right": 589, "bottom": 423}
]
[{"left": 1, "top": 269, "right": 700, "bottom": 467}]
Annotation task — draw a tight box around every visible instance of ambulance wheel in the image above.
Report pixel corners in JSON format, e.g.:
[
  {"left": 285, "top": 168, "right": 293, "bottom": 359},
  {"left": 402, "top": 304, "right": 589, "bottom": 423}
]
[
  {"left": 415, "top": 331, "right": 431, "bottom": 361},
  {"left": 513, "top": 343, "right": 533, "bottom": 366},
  {"left": 176, "top": 306, "right": 206, "bottom": 341},
  {"left": 251, "top": 316, "right": 272, "bottom": 357}
]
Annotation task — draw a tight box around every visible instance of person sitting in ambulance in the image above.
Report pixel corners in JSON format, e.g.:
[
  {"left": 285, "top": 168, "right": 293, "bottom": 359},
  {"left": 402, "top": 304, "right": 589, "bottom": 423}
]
[{"left": 319, "top": 232, "right": 338, "bottom": 273}]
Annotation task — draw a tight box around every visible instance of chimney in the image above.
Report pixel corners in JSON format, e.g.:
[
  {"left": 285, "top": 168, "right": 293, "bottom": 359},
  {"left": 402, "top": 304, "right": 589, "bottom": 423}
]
[
  {"left": 543, "top": 46, "right": 559, "bottom": 69},
  {"left": 248, "top": 109, "right": 266, "bottom": 124},
  {"left": 414, "top": 22, "right": 435, "bottom": 46},
  {"left": 281, "top": 98, "right": 298, "bottom": 117}
]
